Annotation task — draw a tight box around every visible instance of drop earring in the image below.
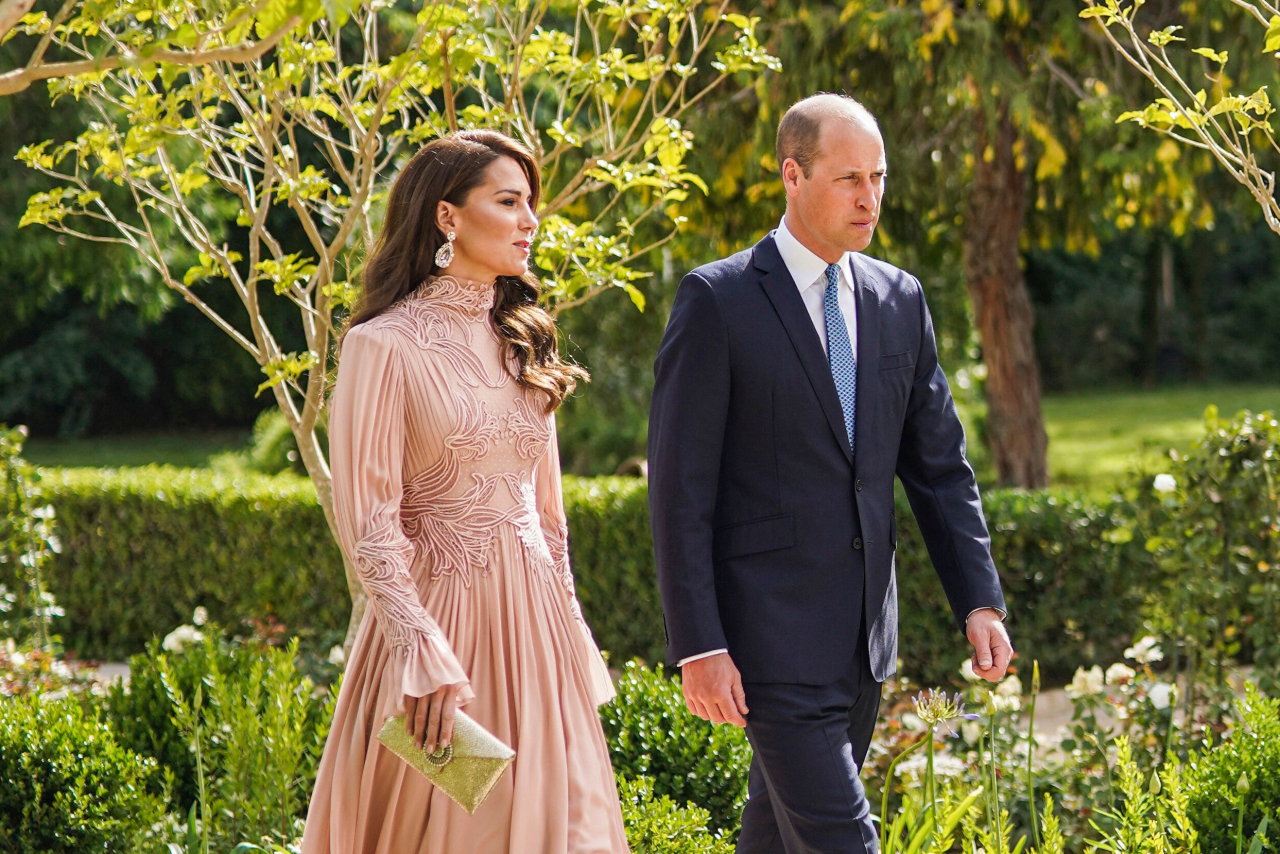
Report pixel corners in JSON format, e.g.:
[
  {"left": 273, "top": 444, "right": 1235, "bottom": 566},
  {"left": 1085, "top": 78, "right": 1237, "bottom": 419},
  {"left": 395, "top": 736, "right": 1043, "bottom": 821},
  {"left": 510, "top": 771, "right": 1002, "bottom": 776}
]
[{"left": 434, "top": 231, "right": 456, "bottom": 269}]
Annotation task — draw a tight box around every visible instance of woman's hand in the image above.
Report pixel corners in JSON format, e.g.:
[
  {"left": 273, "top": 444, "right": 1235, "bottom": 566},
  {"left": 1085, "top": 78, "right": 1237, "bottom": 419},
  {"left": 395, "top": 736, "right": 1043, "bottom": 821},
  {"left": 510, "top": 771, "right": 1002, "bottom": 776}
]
[{"left": 404, "top": 682, "right": 467, "bottom": 753}]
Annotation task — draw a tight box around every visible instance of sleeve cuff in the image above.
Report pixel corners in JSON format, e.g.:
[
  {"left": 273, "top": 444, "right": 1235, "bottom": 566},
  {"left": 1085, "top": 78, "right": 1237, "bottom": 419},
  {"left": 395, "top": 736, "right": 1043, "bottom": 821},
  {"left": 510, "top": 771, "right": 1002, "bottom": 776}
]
[
  {"left": 966, "top": 607, "right": 1007, "bottom": 624},
  {"left": 678, "top": 648, "right": 729, "bottom": 667},
  {"left": 390, "top": 632, "right": 474, "bottom": 716}
]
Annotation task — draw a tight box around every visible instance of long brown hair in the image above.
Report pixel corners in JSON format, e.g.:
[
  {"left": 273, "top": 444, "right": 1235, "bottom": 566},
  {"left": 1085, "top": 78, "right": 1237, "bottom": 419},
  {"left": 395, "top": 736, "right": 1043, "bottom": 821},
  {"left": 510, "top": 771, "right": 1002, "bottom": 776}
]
[{"left": 348, "top": 130, "right": 586, "bottom": 412}]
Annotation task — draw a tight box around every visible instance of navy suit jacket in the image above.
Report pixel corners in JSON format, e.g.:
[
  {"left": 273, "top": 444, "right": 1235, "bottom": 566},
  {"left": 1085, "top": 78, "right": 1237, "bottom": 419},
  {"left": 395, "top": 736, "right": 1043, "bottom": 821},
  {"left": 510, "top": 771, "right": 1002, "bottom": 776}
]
[{"left": 648, "top": 232, "right": 1006, "bottom": 684}]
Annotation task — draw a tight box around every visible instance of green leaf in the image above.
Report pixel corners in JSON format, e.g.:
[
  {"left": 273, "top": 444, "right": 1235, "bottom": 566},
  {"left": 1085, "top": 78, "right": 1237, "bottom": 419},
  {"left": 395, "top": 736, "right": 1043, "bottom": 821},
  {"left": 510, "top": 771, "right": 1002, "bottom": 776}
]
[
  {"left": 1266, "top": 15, "right": 1280, "bottom": 53},
  {"left": 1192, "top": 47, "right": 1228, "bottom": 64},
  {"left": 622, "top": 283, "right": 646, "bottom": 312}
]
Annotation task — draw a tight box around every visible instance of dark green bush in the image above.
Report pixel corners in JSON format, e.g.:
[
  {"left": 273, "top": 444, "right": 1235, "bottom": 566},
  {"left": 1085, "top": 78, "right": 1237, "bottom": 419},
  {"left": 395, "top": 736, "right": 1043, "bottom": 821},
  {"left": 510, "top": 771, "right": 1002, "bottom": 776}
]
[
  {"left": 103, "top": 628, "right": 332, "bottom": 819},
  {"left": 562, "top": 477, "right": 666, "bottom": 666},
  {"left": 895, "top": 487, "right": 1152, "bottom": 688},
  {"left": 1185, "top": 683, "right": 1280, "bottom": 854},
  {"left": 600, "top": 660, "right": 751, "bottom": 838},
  {"left": 0, "top": 694, "right": 166, "bottom": 853},
  {"left": 619, "top": 775, "right": 735, "bottom": 854},
  {"left": 32, "top": 466, "right": 350, "bottom": 659},
  {"left": 1130, "top": 409, "right": 1280, "bottom": 700}
]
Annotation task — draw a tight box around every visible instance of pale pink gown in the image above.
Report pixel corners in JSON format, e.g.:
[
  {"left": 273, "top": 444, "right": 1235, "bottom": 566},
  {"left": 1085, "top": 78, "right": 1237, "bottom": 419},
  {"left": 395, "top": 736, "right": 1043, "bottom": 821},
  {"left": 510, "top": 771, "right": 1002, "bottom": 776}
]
[{"left": 300, "top": 275, "right": 628, "bottom": 854}]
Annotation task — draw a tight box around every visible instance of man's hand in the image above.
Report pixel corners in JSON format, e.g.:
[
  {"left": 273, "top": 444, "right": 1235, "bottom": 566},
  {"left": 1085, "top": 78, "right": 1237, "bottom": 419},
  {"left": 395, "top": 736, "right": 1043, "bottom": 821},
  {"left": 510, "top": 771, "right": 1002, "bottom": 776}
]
[
  {"left": 681, "top": 653, "right": 749, "bottom": 727},
  {"left": 966, "top": 608, "right": 1013, "bottom": 682}
]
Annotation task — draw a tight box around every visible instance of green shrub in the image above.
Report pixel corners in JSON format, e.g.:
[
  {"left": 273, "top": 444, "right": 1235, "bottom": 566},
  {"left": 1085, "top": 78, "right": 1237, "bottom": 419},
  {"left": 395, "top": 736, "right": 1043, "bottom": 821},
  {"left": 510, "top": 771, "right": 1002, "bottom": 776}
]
[
  {"left": 601, "top": 660, "right": 751, "bottom": 838},
  {"left": 895, "top": 487, "right": 1152, "bottom": 688},
  {"left": 211, "top": 408, "right": 329, "bottom": 477},
  {"left": 104, "top": 628, "right": 334, "bottom": 827},
  {"left": 562, "top": 477, "right": 666, "bottom": 666},
  {"left": 0, "top": 694, "right": 166, "bottom": 853},
  {"left": 620, "top": 775, "right": 735, "bottom": 854},
  {"left": 1185, "top": 683, "right": 1280, "bottom": 854},
  {"left": 30, "top": 466, "right": 350, "bottom": 659},
  {"left": 1131, "top": 409, "right": 1280, "bottom": 701}
]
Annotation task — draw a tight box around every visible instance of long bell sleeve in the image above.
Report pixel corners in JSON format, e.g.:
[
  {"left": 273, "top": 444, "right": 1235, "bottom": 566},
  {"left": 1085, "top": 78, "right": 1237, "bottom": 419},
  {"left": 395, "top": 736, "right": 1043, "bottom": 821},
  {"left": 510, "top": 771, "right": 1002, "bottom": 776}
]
[
  {"left": 534, "top": 411, "right": 615, "bottom": 705},
  {"left": 330, "top": 323, "right": 474, "bottom": 712}
]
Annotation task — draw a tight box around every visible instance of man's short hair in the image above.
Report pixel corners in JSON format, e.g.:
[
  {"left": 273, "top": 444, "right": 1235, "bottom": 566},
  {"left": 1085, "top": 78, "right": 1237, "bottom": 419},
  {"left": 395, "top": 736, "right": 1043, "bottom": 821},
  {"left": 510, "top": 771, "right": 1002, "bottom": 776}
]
[{"left": 776, "top": 93, "right": 880, "bottom": 179}]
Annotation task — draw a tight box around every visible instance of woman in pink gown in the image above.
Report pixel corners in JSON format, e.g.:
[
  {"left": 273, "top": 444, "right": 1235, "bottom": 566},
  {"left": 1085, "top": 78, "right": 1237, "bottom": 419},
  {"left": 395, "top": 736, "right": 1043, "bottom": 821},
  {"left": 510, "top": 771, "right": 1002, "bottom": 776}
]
[{"left": 301, "top": 130, "right": 629, "bottom": 853}]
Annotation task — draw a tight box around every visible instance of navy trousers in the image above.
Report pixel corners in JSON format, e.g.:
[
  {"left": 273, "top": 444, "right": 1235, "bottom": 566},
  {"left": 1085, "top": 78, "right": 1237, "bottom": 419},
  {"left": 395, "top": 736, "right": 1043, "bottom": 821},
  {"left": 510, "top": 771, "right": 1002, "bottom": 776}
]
[{"left": 735, "top": 628, "right": 882, "bottom": 854}]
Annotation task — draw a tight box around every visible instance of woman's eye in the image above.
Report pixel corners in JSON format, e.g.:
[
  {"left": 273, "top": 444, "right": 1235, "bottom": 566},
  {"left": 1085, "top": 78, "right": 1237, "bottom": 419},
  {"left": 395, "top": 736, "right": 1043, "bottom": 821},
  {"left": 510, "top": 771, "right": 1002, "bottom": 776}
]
[{"left": 502, "top": 199, "right": 516, "bottom": 206}]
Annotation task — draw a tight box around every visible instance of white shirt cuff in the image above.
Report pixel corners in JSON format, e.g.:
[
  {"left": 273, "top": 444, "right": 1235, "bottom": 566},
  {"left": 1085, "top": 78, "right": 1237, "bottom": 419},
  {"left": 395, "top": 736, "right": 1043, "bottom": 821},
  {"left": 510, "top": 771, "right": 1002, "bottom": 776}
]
[
  {"left": 966, "top": 607, "right": 1007, "bottom": 623},
  {"left": 677, "top": 648, "right": 728, "bottom": 667}
]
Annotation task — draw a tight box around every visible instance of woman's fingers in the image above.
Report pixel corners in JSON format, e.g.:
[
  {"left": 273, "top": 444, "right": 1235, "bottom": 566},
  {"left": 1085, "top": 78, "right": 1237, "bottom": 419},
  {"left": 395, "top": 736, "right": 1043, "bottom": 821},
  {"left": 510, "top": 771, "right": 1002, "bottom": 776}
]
[
  {"left": 439, "top": 685, "right": 459, "bottom": 748},
  {"left": 414, "top": 692, "right": 431, "bottom": 749},
  {"left": 403, "top": 695, "right": 418, "bottom": 735},
  {"left": 425, "top": 688, "right": 445, "bottom": 753}
]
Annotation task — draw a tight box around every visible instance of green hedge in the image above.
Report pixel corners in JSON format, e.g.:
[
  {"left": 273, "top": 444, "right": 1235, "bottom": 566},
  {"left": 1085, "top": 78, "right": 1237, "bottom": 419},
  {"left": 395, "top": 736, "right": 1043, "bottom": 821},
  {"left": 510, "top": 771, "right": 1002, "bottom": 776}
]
[
  {"left": 32, "top": 467, "right": 350, "bottom": 660},
  {"left": 27, "top": 466, "right": 1153, "bottom": 688}
]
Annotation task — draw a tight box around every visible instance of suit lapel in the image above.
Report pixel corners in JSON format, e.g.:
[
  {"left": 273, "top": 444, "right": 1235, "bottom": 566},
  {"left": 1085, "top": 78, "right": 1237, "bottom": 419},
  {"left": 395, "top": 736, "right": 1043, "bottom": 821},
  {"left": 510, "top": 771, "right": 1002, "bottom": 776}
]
[
  {"left": 754, "top": 233, "right": 854, "bottom": 465},
  {"left": 850, "top": 253, "right": 881, "bottom": 473}
]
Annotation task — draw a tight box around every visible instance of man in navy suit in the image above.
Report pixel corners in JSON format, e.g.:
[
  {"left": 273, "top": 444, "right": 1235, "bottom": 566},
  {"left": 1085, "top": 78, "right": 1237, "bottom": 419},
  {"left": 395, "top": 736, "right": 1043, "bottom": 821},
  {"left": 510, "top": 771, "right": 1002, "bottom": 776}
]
[{"left": 648, "top": 94, "right": 1013, "bottom": 854}]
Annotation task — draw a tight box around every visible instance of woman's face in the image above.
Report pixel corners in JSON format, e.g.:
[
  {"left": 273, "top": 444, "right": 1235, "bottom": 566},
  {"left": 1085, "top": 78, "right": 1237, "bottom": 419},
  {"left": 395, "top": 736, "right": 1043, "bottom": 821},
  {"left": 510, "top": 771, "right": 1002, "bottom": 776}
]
[{"left": 436, "top": 155, "right": 538, "bottom": 283}]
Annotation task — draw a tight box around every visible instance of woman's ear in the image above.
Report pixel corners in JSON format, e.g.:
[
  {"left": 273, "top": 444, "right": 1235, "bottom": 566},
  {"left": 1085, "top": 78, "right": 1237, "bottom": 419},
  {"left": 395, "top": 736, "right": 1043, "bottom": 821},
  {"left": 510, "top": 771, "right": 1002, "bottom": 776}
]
[{"left": 435, "top": 200, "right": 457, "bottom": 235}]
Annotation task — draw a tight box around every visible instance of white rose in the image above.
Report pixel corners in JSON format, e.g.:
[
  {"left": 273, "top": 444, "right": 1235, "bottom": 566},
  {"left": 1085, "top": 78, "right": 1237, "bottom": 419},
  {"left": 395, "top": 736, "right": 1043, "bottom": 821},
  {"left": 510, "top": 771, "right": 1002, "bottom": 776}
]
[
  {"left": 1106, "top": 663, "right": 1136, "bottom": 685},
  {"left": 961, "top": 721, "right": 982, "bottom": 744},
  {"left": 960, "top": 658, "right": 981, "bottom": 683},
  {"left": 10, "top": 651, "right": 25, "bottom": 667},
  {"left": 1125, "top": 636, "right": 1164, "bottom": 665},
  {"left": 161, "top": 625, "right": 204, "bottom": 653},
  {"left": 1149, "top": 682, "right": 1176, "bottom": 710},
  {"left": 1153, "top": 474, "right": 1177, "bottom": 494},
  {"left": 1065, "top": 665, "right": 1105, "bottom": 699},
  {"left": 327, "top": 644, "right": 346, "bottom": 667},
  {"left": 192, "top": 606, "right": 208, "bottom": 627},
  {"left": 996, "top": 675, "right": 1023, "bottom": 697}
]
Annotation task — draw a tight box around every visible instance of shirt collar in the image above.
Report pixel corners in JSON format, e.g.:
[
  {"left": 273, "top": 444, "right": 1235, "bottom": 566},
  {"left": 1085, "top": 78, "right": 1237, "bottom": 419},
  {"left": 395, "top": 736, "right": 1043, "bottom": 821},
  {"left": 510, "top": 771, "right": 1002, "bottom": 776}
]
[{"left": 775, "top": 216, "right": 855, "bottom": 295}]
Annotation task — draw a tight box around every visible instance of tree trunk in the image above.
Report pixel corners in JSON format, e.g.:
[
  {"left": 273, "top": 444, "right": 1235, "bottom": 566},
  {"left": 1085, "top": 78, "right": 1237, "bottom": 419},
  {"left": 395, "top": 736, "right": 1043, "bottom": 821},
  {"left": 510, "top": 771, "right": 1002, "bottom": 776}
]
[{"left": 962, "top": 104, "right": 1049, "bottom": 489}]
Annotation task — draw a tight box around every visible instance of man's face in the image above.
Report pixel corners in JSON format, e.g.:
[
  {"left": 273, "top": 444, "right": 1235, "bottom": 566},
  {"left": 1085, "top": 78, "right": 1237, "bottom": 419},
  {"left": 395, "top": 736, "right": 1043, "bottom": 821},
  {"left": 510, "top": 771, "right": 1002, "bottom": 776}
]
[{"left": 784, "top": 118, "right": 887, "bottom": 257}]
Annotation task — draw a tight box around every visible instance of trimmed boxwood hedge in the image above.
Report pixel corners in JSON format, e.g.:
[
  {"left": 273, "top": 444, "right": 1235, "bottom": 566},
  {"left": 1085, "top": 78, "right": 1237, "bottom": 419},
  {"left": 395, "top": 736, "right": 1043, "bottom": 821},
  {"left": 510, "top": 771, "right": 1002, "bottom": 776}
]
[{"left": 24, "top": 466, "right": 1152, "bottom": 688}]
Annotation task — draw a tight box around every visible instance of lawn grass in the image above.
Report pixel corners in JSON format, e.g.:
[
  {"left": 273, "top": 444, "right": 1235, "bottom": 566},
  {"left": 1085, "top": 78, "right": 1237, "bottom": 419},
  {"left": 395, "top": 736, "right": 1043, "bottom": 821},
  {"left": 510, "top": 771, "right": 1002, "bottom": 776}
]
[
  {"left": 23, "top": 429, "right": 249, "bottom": 469},
  {"left": 1043, "top": 383, "right": 1280, "bottom": 495},
  {"left": 17, "top": 384, "right": 1279, "bottom": 496}
]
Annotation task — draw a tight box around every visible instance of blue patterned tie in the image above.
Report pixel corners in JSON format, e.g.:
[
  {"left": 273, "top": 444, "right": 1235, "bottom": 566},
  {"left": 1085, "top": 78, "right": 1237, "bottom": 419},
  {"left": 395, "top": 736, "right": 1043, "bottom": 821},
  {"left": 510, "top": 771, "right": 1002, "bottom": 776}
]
[{"left": 823, "top": 263, "right": 857, "bottom": 456}]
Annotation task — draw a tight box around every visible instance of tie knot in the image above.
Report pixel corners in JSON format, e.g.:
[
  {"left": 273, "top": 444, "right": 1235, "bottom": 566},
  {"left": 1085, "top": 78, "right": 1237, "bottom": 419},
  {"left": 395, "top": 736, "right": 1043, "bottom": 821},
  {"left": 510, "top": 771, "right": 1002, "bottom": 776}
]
[{"left": 824, "top": 263, "right": 841, "bottom": 290}]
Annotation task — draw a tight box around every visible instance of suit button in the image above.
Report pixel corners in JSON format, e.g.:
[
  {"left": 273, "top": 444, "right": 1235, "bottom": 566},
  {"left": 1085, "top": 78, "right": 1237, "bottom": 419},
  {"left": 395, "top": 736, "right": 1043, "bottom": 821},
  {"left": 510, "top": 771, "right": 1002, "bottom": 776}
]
[
  {"left": 855, "top": 479, "right": 864, "bottom": 492},
  {"left": 853, "top": 537, "right": 863, "bottom": 550}
]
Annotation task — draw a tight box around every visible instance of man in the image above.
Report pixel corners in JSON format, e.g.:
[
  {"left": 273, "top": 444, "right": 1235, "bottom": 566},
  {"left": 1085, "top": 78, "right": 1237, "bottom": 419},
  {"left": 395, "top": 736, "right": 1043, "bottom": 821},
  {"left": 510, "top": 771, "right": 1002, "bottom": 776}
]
[{"left": 647, "top": 93, "right": 1013, "bottom": 854}]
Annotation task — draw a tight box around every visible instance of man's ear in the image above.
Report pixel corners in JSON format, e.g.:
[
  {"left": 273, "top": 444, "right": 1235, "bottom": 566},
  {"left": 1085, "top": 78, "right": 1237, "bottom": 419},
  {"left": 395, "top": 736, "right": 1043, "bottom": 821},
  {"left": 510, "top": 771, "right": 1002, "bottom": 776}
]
[
  {"left": 781, "top": 158, "right": 801, "bottom": 197},
  {"left": 435, "top": 200, "right": 457, "bottom": 234}
]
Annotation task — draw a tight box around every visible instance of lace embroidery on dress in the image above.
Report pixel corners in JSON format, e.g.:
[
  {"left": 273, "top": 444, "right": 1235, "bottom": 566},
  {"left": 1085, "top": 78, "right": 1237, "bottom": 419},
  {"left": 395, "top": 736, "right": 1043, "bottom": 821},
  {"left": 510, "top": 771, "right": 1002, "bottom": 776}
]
[
  {"left": 402, "top": 472, "right": 523, "bottom": 586},
  {"left": 510, "top": 476, "right": 588, "bottom": 625},
  {"left": 371, "top": 277, "right": 507, "bottom": 391},
  {"left": 497, "top": 395, "right": 549, "bottom": 460},
  {"left": 353, "top": 521, "right": 440, "bottom": 649},
  {"left": 378, "top": 275, "right": 573, "bottom": 624}
]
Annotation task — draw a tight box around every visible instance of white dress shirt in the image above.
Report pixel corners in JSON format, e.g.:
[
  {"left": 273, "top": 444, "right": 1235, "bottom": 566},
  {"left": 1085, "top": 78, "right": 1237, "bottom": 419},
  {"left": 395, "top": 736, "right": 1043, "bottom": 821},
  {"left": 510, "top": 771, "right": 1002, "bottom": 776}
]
[{"left": 676, "top": 218, "right": 998, "bottom": 668}]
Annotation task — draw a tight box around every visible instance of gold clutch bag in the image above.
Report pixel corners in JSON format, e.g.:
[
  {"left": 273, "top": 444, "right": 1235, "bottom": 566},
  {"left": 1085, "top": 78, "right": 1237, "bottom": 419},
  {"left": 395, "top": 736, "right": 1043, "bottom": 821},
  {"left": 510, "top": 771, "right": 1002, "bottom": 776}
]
[{"left": 375, "top": 710, "right": 515, "bottom": 814}]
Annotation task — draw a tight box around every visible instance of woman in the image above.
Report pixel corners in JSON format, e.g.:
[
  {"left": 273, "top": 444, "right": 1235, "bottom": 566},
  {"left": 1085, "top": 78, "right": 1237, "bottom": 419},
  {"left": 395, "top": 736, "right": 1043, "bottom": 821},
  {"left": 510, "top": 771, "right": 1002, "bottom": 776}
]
[{"left": 301, "top": 130, "right": 629, "bottom": 853}]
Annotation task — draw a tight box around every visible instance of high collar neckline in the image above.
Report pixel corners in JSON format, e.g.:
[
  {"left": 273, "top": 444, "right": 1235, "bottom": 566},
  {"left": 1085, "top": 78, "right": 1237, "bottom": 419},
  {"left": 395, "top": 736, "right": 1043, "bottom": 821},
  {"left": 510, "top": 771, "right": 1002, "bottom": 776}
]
[{"left": 411, "top": 274, "right": 497, "bottom": 318}]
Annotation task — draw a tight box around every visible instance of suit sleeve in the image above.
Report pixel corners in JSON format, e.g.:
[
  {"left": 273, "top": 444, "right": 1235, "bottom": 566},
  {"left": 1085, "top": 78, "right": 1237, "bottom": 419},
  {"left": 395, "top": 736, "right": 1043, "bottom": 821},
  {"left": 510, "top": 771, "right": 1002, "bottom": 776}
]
[
  {"left": 895, "top": 277, "right": 1007, "bottom": 631},
  {"left": 648, "top": 272, "right": 732, "bottom": 664}
]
